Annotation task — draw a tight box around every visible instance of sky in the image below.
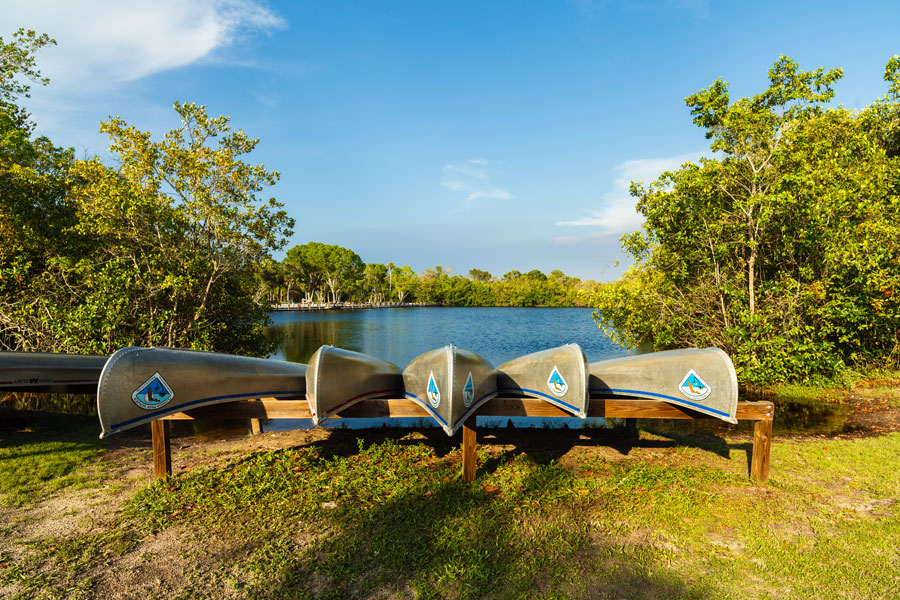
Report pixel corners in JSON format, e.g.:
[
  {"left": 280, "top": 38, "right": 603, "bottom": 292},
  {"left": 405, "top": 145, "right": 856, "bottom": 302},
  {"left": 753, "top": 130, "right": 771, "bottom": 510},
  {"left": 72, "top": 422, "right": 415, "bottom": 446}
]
[{"left": 4, "top": 0, "right": 899, "bottom": 281}]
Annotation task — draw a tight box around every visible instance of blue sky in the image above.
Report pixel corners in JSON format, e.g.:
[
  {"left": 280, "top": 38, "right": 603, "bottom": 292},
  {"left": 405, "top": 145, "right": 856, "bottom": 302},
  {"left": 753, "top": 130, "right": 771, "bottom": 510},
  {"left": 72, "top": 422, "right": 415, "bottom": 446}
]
[{"left": 5, "top": 0, "right": 899, "bottom": 281}]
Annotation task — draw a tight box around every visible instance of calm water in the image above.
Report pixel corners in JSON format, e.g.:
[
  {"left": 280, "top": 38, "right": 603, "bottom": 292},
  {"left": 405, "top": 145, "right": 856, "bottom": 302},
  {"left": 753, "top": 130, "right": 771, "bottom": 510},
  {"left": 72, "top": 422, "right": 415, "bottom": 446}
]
[
  {"left": 266, "top": 306, "right": 626, "bottom": 367},
  {"left": 264, "top": 307, "right": 625, "bottom": 430}
]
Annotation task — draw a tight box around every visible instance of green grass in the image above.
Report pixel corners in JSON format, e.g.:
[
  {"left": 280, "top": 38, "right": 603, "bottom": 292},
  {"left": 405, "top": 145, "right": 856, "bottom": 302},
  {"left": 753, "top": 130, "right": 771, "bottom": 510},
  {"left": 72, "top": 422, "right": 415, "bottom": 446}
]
[
  {"left": 0, "top": 409, "right": 106, "bottom": 507},
  {"left": 2, "top": 413, "right": 899, "bottom": 598}
]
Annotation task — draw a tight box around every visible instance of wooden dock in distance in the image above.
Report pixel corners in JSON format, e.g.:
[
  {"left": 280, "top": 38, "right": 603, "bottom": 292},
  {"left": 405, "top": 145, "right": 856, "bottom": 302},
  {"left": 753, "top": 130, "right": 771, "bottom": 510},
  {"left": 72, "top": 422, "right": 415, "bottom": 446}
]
[{"left": 153, "top": 396, "right": 775, "bottom": 484}]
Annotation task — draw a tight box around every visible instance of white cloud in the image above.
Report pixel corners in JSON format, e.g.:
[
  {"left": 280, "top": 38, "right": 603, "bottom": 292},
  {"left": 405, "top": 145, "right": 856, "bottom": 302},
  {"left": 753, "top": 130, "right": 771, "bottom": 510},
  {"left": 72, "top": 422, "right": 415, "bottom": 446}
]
[
  {"left": 4, "top": 0, "right": 286, "bottom": 89},
  {"left": 441, "top": 158, "right": 513, "bottom": 207},
  {"left": 555, "top": 150, "right": 705, "bottom": 239}
]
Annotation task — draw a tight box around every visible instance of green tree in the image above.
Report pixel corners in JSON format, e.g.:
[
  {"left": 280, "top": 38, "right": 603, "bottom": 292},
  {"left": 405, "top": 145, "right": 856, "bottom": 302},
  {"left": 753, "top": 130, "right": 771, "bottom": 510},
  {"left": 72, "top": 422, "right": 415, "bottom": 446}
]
[
  {"left": 392, "top": 265, "right": 418, "bottom": 302},
  {"left": 0, "top": 29, "right": 78, "bottom": 350},
  {"left": 46, "top": 102, "right": 294, "bottom": 355},
  {"left": 468, "top": 268, "right": 492, "bottom": 282},
  {"left": 594, "top": 56, "right": 900, "bottom": 383},
  {"left": 364, "top": 263, "right": 388, "bottom": 302}
]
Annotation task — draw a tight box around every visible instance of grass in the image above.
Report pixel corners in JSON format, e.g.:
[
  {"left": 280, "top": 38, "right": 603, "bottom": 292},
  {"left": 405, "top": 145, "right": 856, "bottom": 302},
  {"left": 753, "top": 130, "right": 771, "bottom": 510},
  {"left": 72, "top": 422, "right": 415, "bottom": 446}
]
[
  {"left": 0, "top": 409, "right": 106, "bottom": 507},
  {"left": 2, "top": 407, "right": 899, "bottom": 598}
]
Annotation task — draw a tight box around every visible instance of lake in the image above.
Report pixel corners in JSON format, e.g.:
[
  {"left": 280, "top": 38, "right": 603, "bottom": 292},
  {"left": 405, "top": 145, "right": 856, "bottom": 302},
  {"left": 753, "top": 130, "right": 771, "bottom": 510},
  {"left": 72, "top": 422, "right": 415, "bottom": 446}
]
[
  {"left": 265, "top": 306, "right": 627, "bottom": 430},
  {"left": 267, "top": 306, "right": 625, "bottom": 367}
]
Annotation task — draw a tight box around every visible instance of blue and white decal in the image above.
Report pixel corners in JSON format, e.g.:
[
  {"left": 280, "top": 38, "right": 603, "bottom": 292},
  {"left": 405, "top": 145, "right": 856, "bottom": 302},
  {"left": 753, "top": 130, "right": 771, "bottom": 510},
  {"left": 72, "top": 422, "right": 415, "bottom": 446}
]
[
  {"left": 132, "top": 372, "right": 174, "bottom": 410},
  {"left": 463, "top": 372, "right": 475, "bottom": 407},
  {"left": 427, "top": 371, "right": 441, "bottom": 408},
  {"left": 547, "top": 365, "right": 568, "bottom": 397},
  {"left": 679, "top": 369, "right": 711, "bottom": 401}
]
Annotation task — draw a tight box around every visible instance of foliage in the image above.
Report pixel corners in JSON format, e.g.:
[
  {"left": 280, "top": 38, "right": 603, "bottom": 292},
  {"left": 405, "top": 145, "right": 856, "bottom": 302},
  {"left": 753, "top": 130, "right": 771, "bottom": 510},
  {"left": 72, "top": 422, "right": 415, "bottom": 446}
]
[
  {"left": 2, "top": 31, "right": 293, "bottom": 355},
  {"left": 592, "top": 56, "right": 900, "bottom": 384},
  {"left": 0, "top": 29, "right": 77, "bottom": 351},
  {"left": 272, "top": 243, "right": 600, "bottom": 307}
]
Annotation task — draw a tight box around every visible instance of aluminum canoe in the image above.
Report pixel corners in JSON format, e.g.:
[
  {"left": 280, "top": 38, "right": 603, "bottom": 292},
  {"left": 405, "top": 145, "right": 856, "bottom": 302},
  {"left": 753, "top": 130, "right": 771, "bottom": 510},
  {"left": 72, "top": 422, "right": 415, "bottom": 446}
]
[
  {"left": 0, "top": 352, "right": 108, "bottom": 393},
  {"left": 402, "top": 345, "right": 497, "bottom": 436},
  {"left": 588, "top": 347, "right": 738, "bottom": 423},
  {"left": 306, "top": 345, "right": 403, "bottom": 426},
  {"left": 97, "top": 347, "right": 306, "bottom": 438},
  {"left": 496, "top": 344, "right": 590, "bottom": 418}
]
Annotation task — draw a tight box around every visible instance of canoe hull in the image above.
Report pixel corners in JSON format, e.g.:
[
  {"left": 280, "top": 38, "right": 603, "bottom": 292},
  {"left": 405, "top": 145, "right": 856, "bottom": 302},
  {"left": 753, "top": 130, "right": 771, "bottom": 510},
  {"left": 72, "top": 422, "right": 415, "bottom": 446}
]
[
  {"left": 0, "top": 352, "right": 108, "bottom": 393},
  {"left": 97, "top": 347, "right": 306, "bottom": 437},
  {"left": 403, "top": 345, "right": 496, "bottom": 436},
  {"left": 589, "top": 347, "right": 738, "bottom": 423},
  {"left": 497, "top": 344, "right": 590, "bottom": 418},
  {"left": 306, "top": 345, "right": 403, "bottom": 425}
]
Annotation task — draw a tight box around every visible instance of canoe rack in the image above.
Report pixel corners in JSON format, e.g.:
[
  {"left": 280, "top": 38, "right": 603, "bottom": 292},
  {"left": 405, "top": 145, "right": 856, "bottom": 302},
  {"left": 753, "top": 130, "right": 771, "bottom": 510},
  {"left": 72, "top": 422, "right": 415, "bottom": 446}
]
[{"left": 152, "top": 396, "right": 774, "bottom": 483}]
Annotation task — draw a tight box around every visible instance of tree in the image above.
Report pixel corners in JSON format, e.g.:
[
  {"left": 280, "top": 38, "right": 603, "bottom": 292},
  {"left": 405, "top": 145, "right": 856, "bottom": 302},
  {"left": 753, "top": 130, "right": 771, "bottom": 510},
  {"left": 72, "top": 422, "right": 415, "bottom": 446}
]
[
  {"left": 392, "top": 265, "right": 418, "bottom": 302},
  {"left": 468, "top": 268, "right": 492, "bottom": 282},
  {"left": 364, "top": 263, "right": 388, "bottom": 302},
  {"left": 593, "top": 56, "right": 900, "bottom": 383},
  {"left": 283, "top": 242, "right": 328, "bottom": 303},
  {"left": 0, "top": 30, "right": 78, "bottom": 351},
  {"left": 42, "top": 102, "right": 295, "bottom": 354}
]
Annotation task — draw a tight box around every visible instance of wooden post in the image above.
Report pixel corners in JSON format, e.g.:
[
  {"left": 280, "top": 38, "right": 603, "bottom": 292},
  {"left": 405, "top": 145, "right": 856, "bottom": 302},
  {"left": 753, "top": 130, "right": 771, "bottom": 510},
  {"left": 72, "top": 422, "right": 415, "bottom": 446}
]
[
  {"left": 750, "top": 416, "right": 773, "bottom": 483},
  {"left": 462, "top": 420, "right": 477, "bottom": 483},
  {"left": 624, "top": 417, "right": 638, "bottom": 440},
  {"left": 250, "top": 418, "right": 263, "bottom": 435},
  {"left": 151, "top": 419, "right": 171, "bottom": 478}
]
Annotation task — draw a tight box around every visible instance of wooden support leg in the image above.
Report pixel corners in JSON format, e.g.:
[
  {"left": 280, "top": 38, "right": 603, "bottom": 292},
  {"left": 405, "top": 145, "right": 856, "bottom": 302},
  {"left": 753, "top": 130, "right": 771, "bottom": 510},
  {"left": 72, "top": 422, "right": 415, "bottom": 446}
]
[
  {"left": 462, "top": 420, "right": 477, "bottom": 483},
  {"left": 625, "top": 418, "right": 638, "bottom": 440},
  {"left": 151, "top": 419, "right": 172, "bottom": 479},
  {"left": 250, "top": 418, "right": 264, "bottom": 435},
  {"left": 750, "top": 417, "right": 773, "bottom": 483}
]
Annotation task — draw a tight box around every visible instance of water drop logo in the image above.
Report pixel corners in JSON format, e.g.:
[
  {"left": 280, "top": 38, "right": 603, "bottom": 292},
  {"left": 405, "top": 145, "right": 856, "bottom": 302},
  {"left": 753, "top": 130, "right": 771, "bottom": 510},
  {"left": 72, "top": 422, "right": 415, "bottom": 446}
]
[
  {"left": 678, "top": 369, "right": 711, "bottom": 401},
  {"left": 547, "top": 366, "right": 568, "bottom": 397},
  {"left": 463, "top": 372, "right": 475, "bottom": 407},
  {"left": 427, "top": 371, "right": 441, "bottom": 408},
  {"left": 132, "top": 372, "right": 174, "bottom": 410}
]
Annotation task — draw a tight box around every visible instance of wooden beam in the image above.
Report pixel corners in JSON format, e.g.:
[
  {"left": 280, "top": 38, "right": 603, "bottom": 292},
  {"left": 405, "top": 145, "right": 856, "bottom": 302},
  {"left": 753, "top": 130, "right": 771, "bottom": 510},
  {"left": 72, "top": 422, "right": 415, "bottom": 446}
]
[
  {"left": 462, "top": 420, "right": 477, "bottom": 483},
  {"left": 161, "top": 398, "right": 774, "bottom": 422},
  {"left": 151, "top": 419, "right": 171, "bottom": 479}
]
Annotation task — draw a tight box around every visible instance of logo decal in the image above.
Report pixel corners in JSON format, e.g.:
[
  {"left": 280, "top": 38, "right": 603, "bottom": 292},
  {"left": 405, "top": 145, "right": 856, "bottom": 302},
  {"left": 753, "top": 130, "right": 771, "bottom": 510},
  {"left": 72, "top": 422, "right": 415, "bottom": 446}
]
[
  {"left": 427, "top": 371, "right": 441, "bottom": 408},
  {"left": 547, "top": 366, "right": 568, "bottom": 397},
  {"left": 463, "top": 372, "right": 475, "bottom": 407},
  {"left": 679, "top": 370, "right": 711, "bottom": 401},
  {"left": 132, "top": 372, "right": 174, "bottom": 410}
]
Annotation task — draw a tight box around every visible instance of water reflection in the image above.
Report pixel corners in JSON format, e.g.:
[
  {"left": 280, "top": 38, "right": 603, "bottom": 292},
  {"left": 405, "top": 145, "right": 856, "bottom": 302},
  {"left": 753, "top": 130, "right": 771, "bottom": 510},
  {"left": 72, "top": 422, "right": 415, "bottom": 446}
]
[{"left": 266, "top": 307, "right": 626, "bottom": 367}]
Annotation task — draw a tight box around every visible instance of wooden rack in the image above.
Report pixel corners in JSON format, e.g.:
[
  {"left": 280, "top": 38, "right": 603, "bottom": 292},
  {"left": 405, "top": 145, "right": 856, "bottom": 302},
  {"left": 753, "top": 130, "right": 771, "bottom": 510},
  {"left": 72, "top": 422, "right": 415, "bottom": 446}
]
[{"left": 151, "top": 397, "right": 774, "bottom": 483}]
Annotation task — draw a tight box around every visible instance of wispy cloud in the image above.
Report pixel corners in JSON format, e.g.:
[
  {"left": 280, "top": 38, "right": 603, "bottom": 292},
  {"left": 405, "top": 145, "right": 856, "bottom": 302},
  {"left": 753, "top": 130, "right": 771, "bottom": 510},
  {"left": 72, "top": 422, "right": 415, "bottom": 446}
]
[
  {"left": 441, "top": 158, "right": 513, "bottom": 209},
  {"left": 555, "top": 151, "right": 705, "bottom": 241},
  {"left": 5, "top": 0, "right": 286, "bottom": 89}
]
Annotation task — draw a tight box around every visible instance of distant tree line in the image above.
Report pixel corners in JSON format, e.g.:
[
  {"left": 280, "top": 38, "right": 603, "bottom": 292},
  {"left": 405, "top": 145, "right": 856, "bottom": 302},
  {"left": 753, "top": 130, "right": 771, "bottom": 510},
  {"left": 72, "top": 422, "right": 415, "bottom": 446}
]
[{"left": 259, "top": 242, "right": 601, "bottom": 308}]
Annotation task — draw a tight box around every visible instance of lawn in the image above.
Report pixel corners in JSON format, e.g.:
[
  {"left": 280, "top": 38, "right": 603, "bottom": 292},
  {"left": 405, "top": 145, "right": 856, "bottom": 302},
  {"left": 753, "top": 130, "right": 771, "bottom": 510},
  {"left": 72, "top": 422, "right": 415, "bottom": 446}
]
[{"left": 1, "top": 390, "right": 898, "bottom": 599}]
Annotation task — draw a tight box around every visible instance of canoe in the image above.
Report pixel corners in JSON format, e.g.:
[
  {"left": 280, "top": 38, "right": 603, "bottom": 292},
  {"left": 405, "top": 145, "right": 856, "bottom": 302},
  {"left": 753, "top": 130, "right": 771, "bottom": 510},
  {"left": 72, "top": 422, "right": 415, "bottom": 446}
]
[
  {"left": 402, "top": 345, "right": 497, "bottom": 436},
  {"left": 0, "top": 352, "right": 108, "bottom": 393},
  {"left": 97, "top": 347, "right": 306, "bottom": 438},
  {"left": 306, "top": 345, "right": 403, "bottom": 425},
  {"left": 496, "top": 344, "right": 590, "bottom": 418},
  {"left": 588, "top": 347, "right": 738, "bottom": 423}
]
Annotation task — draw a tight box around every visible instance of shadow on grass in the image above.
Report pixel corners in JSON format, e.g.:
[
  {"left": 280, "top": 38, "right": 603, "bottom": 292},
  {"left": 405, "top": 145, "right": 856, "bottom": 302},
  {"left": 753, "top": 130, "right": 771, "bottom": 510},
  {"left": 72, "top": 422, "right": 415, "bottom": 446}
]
[
  {"left": 250, "top": 457, "right": 715, "bottom": 600},
  {"left": 300, "top": 423, "right": 753, "bottom": 479}
]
